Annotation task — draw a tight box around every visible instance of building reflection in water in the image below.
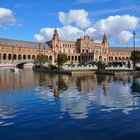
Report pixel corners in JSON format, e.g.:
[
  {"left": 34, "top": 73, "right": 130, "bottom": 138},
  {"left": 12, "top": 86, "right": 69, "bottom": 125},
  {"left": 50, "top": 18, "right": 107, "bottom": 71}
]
[
  {"left": 131, "top": 75, "right": 140, "bottom": 109},
  {"left": 0, "top": 68, "right": 38, "bottom": 91},
  {"left": 1, "top": 69, "right": 140, "bottom": 119}
]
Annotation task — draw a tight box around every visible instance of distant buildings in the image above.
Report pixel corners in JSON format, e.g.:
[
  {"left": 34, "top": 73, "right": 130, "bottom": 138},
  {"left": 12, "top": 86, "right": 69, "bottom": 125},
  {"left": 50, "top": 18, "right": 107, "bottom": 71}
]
[{"left": 0, "top": 29, "right": 140, "bottom": 64}]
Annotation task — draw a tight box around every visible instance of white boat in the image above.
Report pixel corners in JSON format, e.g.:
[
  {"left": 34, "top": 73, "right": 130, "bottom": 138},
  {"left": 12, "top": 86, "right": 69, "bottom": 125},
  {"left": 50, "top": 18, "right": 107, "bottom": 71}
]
[{"left": 10, "top": 67, "right": 19, "bottom": 72}]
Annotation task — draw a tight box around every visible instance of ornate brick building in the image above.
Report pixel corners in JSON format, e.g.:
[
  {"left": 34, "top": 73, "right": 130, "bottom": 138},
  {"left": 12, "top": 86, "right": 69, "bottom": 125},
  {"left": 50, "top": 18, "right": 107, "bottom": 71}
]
[{"left": 0, "top": 29, "right": 139, "bottom": 64}]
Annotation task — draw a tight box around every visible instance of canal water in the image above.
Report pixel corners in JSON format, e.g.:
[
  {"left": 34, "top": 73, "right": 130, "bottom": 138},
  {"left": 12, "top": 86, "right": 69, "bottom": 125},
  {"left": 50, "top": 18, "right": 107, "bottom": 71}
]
[{"left": 0, "top": 69, "right": 140, "bottom": 140}]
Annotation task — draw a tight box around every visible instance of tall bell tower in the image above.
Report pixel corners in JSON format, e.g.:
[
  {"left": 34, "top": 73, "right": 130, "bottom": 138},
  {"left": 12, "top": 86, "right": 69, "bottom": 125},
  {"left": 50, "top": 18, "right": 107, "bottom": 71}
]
[
  {"left": 52, "top": 28, "right": 60, "bottom": 52},
  {"left": 51, "top": 28, "right": 60, "bottom": 64},
  {"left": 102, "top": 33, "right": 109, "bottom": 53},
  {"left": 52, "top": 28, "right": 59, "bottom": 42},
  {"left": 102, "top": 33, "right": 109, "bottom": 63}
]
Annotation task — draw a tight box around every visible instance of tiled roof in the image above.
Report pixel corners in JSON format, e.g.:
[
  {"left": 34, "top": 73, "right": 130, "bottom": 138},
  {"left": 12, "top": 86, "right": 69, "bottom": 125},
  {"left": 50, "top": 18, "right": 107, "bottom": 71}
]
[
  {"left": 0, "top": 38, "right": 50, "bottom": 48},
  {"left": 109, "top": 47, "right": 140, "bottom": 52},
  {"left": 61, "top": 40, "right": 76, "bottom": 43}
]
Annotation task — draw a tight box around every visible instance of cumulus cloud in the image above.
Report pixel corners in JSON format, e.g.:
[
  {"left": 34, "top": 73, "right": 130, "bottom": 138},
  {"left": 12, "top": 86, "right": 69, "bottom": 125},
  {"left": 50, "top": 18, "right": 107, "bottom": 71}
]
[
  {"left": 0, "top": 8, "right": 16, "bottom": 26},
  {"left": 115, "top": 31, "right": 133, "bottom": 44},
  {"left": 34, "top": 25, "right": 97, "bottom": 42},
  {"left": 94, "top": 15, "right": 139, "bottom": 38},
  {"left": 35, "top": 26, "right": 84, "bottom": 42},
  {"left": 58, "top": 9, "right": 91, "bottom": 29},
  {"left": 35, "top": 9, "right": 139, "bottom": 44}
]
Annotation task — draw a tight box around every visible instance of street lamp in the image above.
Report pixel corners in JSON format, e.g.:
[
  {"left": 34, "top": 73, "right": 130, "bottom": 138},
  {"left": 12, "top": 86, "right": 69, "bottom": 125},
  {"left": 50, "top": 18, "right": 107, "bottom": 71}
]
[
  {"left": 44, "top": 46, "right": 45, "bottom": 55},
  {"left": 132, "top": 31, "right": 136, "bottom": 70},
  {"left": 39, "top": 43, "right": 41, "bottom": 55}
]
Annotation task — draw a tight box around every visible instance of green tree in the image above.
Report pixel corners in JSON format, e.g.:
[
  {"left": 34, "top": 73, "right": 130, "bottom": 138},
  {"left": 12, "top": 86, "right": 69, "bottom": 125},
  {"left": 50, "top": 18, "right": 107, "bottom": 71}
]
[
  {"left": 57, "top": 53, "right": 68, "bottom": 68},
  {"left": 34, "top": 54, "right": 48, "bottom": 66},
  {"left": 131, "top": 51, "right": 140, "bottom": 63}
]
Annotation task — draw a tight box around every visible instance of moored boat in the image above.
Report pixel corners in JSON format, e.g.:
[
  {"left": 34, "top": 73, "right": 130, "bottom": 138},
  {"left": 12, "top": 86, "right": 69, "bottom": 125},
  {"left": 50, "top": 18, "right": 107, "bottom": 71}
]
[{"left": 10, "top": 67, "right": 19, "bottom": 72}]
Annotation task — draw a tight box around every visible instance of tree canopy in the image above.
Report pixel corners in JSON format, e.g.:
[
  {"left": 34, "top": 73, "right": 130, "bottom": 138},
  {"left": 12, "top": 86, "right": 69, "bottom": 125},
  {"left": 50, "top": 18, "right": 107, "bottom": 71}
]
[
  {"left": 57, "top": 53, "right": 68, "bottom": 67},
  {"left": 34, "top": 54, "right": 48, "bottom": 66},
  {"left": 131, "top": 51, "right": 140, "bottom": 63}
]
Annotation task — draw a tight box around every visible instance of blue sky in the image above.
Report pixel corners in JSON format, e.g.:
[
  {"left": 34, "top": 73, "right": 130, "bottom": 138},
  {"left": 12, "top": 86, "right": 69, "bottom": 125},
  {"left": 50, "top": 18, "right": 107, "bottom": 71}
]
[{"left": 0, "top": 0, "right": 140, "bottom": 46}]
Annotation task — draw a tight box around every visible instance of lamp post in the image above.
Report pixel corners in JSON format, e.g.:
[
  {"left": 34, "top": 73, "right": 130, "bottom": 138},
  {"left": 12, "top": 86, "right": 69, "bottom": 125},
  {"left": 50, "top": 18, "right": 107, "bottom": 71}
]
[
  {"left": 44, "top": 46, "right": 45, "bottom": 55},
  {"left": 39, "top": 43, "right": 41, "bottom": 55},
  {"left": 133, "top": 31, "right": 136, "bottom": 70}
]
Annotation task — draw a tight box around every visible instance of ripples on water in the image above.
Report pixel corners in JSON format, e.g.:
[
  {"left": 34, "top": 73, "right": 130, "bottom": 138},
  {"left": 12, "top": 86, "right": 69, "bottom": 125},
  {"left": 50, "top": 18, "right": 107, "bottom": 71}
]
[{"left": 0, "top": 69, "right": 140, "bottom": 140}]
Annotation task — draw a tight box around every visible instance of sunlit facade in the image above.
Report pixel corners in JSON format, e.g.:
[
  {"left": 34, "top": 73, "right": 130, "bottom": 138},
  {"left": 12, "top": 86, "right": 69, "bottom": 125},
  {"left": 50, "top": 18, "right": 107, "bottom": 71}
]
[{"left": 0, "top": 29, "right": 139, "bottom": 64}]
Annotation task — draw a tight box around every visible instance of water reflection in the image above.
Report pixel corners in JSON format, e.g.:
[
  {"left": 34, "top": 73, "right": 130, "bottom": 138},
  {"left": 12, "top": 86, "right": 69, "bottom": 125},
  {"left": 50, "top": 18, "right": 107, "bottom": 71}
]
[
  {"left": 35, "top": 72, "right": 140, "bottom": 119},
  {"left": 0, "top": 68, "right": 38, "bottom": 90},
  {"left": 0, "top": 105, "right": 16, "bottom": 126},
  {"left": 1, "top": 69, "right": 140, "bottom": 120}
]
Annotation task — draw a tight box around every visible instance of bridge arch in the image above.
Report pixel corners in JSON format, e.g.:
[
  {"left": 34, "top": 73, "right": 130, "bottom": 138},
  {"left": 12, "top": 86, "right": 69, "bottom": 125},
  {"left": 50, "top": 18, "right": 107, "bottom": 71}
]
[{"left": 15, "top": 60, "right": 34, "bottom": 69}]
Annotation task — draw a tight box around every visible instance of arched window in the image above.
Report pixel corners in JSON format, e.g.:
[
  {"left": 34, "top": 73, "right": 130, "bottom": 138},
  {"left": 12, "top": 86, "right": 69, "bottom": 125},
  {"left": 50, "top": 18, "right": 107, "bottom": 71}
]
[
  {"left": 49, "top": 56, "right": 52, "bottom": 61},
  {"left": 78, "top": 56, "right": 80, "bottom": 61},
  {"left": 111, "top": 57, "right": 113, "bottom": 61},
  {"left": 28, "top": 55, "right": 31, "bottom": 60},
  {"left": 75, "top": 56, "right": 77, "bottom": 61},
  {"left": 99, "top": 56, "right": 102, "bottom": 61},
  {"left": 18, "top": 54, "right": 21, "bottom": 60},
  {"left": 8, "top": 54, "right": 12, "bottom": 60},
  {"left": 3, "top": 53, "right": 7, "bottom": 60},
  {"left": 23, "top": 54, "right": 26, "bottom": 60},
  {"left": 13, "top": 54, "right": 17, "bottom": 60},
  {"left": 32, "top": 55, "right": 35, "bottom": 59},
  {"left": 68, "top": 56, "right": 70, "bottom": 61},
  {"left": 72, "top": 56, "right": 74, "bottom": 61}
]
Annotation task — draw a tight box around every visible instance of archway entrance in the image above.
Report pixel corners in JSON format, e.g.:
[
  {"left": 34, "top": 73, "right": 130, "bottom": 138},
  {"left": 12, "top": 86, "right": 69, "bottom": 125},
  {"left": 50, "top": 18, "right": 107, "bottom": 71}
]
[{"left": 99, "top": 56, "right": 102, "bottom": 62}]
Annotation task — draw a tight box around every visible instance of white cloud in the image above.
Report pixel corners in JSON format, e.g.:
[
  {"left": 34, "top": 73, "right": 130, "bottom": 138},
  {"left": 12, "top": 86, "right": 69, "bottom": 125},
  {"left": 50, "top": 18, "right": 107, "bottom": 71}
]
[
  {"left": 58, "top": 9, "right": 91, "bottom": 29},
  {"left": 35, "top": 26, "right": 85, "bottom": 42},
  {"left": 58, "top": 25, "right": 84, "bottom": 40},
  {"left": 0, "top": 8, "right": 16, "bottom": 26},
  {"left": 35, "top": 27, "right": 56, "bottom": 42},
  {"left": 35, "top": 9, "right": 140, "bottom": 45},
  {"left": 34, "top": 34, "right": 46, "bottom": 42},
  {"left": 115, "top": 31, "right": 133, "bottom": 44},
  {"left": 34, "top": 25, "right": 97, "bottom": 42},
  {"left": 94, "top": 15, "right": 139, "bottom": 38}
]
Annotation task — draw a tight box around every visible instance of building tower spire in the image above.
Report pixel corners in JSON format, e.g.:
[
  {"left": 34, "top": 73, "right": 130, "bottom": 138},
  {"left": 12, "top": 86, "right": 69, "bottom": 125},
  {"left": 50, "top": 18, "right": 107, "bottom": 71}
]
[
  {"left": 52, "top": 28, "right": 60, "bottom": 54},
  {"left": 52, "top": 28, "right": 59, "bottom": 41},
  {"left": 102, "top": 33, "right": 108, "bottom": 44},
  {"left": 102, "top": 33, "right": 109, "bottom": 50}
]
